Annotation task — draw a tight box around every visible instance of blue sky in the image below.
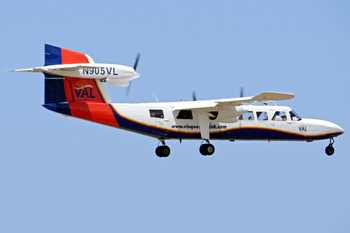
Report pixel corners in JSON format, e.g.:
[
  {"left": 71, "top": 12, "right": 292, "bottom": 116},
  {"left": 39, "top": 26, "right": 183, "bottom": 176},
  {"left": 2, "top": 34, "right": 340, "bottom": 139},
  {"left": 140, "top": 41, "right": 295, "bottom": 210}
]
[{"left": 1, "top": 0, "right": 350, "bottom": 232}]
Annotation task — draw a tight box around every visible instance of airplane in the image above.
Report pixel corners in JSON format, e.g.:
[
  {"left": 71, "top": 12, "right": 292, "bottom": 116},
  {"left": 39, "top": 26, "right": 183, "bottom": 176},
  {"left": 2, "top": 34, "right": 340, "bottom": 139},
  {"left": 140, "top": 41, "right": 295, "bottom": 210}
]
[{"left": 10, "top": 44, "right": 345, "bottom": 157}]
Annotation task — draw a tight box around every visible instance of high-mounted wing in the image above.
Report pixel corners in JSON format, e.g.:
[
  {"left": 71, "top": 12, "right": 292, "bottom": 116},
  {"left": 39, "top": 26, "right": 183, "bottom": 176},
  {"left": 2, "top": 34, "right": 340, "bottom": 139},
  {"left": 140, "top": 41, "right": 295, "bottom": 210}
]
[
  {"left": 215, "top": 92, "right": 295, "bottom": 107},
  {"left": 172, "top": 92, "right": 294, "bottom": 110},
  {"left": 171, "top": 92, "right": 295, "bottom": 140}
]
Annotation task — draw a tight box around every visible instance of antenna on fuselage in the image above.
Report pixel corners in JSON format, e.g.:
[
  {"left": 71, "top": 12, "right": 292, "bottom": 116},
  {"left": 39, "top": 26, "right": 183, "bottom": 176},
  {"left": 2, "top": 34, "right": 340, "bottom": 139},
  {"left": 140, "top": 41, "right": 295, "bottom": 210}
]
[{"left": 152, "top": 93, "right": 160, "bottom": 103}]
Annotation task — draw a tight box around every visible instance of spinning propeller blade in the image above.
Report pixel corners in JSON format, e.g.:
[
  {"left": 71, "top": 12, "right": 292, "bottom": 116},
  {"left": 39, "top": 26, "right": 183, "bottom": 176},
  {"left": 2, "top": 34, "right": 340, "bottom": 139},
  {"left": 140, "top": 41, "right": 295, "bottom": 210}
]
[
  {"left": 133, "top": 53, "right": 140, "bottom": 70},
  {"left": 192, "top": 91, "right": 197, "bottom": 101},
  {"left": 126, "top": 53, "right": 141, "bottom": 96},
  {"left": 126, "top": 82, "right": 132, "bottom": 96}
]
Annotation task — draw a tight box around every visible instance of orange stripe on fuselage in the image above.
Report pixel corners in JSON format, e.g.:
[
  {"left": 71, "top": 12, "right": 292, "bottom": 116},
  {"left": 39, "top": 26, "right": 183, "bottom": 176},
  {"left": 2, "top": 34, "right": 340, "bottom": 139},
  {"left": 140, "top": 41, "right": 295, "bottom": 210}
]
[{"left": 69, "top": 102, "right": 119, "bottom": 127}]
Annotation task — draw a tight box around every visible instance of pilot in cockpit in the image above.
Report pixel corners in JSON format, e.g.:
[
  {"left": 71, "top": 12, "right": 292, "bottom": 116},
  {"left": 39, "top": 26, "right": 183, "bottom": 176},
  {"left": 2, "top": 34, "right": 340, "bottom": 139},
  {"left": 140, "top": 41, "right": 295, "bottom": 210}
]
[{"left": 273, "top": 112, "right": 281, "bottom": 121}]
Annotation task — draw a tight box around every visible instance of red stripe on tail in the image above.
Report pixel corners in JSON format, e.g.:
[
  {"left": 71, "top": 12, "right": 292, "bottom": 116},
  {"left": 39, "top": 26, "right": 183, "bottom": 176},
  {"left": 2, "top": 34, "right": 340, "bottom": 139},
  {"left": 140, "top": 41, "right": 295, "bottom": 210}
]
[
  {"left": 52, "top": 45, "right": 118, "bottom": 127},
  {"left": 61, "top": 48, "right": 89, "bottom": 64}
]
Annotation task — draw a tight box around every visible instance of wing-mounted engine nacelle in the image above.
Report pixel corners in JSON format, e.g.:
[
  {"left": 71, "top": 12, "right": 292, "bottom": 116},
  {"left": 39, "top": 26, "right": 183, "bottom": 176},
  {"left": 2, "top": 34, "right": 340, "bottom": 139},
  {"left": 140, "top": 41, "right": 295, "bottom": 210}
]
[{"left": 209, "top": 106, "right": 246, "bottom": 123}]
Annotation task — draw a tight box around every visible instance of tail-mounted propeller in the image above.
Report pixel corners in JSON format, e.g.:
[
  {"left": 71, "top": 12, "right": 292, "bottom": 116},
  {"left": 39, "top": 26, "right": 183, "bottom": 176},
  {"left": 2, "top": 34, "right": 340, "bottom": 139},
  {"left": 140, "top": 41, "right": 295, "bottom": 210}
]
[{"left": 126, "top": 53, "right": 141, "bottom": 96}]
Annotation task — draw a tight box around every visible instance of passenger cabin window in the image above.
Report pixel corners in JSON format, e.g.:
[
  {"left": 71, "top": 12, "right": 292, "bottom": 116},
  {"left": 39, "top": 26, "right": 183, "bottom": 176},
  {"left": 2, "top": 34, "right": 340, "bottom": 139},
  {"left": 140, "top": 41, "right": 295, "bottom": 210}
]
[
  {"left": 290, "top": 110, "right": 302, "bottom": 121},
  {"left": 272, "top": 111, "right": 287, "bottom": 121},
  {"left": 149, "top": 109, "right": 164, "bottom": 118},
  {"left": 257, "top": 111, "right": 268, "bottom": 121},
  {"left": 239, "top": 111, "right": 254, "bottom": 120},
  {"left": 177, "top": 110, "right": 193, "bottom": 119}
]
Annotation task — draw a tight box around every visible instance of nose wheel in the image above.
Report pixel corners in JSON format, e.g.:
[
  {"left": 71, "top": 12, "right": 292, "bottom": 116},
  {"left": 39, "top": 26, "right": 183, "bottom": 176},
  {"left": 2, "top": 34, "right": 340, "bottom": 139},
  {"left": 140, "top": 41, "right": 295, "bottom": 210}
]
[
  {"left": 325, "top": 138, "right": 335, "bottom": 156},
  {"left": 155, "top": 140, "right": 171, "bottom": 158},
  {"left": 200, "top": 140, "right": 215, "bottom": 156}
]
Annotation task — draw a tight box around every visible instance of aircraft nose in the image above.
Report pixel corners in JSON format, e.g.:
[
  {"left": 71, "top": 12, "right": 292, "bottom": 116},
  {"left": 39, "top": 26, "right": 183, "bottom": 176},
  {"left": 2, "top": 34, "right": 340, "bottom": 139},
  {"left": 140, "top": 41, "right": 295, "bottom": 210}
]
[
  {"left": 337, "top": 125, "right": 345, "bottom": 134},
  {"left": 327, "top": 121, "right": 345, "bottom": 135}
]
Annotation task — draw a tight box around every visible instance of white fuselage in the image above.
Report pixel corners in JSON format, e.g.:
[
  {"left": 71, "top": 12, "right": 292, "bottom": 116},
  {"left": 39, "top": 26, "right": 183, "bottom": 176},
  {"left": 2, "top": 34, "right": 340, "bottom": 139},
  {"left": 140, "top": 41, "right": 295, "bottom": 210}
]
[{"left": 110, "top": 101, "right": 344, "bottom": 141}]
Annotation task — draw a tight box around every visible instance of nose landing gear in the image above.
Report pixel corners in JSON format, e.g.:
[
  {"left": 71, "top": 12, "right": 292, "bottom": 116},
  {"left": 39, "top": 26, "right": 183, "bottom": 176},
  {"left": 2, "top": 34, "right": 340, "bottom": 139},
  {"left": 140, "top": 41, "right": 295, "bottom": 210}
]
[
  {"left": 155, "top": 140, "right": 171, "bottom": 158},
  {"left": 325, "top": 138, "right": 335, "bottom": 156}
]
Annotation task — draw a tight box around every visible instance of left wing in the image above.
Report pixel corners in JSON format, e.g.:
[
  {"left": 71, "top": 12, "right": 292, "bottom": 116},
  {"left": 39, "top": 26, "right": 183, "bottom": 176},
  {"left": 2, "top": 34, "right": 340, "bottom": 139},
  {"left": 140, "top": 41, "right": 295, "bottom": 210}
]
[
  {"left": 214, "top": 92, "right": 295, "bottom": 107},
  {"left": 172, "top": 92, "right": 295, "bottom": 110}
]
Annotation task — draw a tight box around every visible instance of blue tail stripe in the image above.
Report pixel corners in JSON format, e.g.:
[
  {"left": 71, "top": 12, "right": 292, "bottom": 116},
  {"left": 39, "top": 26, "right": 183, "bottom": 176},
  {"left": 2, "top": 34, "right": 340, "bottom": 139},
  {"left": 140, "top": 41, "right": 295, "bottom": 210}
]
[
  {"left": 42, "top": 103, "right": 71, "bottom": 116},
  {"left": 45, "top": 44, "right": 62, "bottom": 66},
  {"left": 44, "top": 74, "right": 67, "bottom": 104}
]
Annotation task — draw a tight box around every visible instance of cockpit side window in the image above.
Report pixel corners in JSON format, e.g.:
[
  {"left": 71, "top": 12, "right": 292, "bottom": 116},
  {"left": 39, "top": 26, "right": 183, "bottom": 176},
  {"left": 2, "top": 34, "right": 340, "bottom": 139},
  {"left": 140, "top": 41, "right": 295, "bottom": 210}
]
[
  {"left": 272, "top": 111, "right": 287, "bottom": 121},
  {"left": 290, "top": 110, "right": 302, "bottom": 121},
  {"left": 238, "top": 111, "right": 254, "bottom": 120},
  {"left": 257, "top": 111, "right": 268, "bottom": 121},
  {"left": 149, "top": 109, "right": 164, "bottom": 118},
  {"left": 176, "top": 110, "right": 193, "bottom": 119}
]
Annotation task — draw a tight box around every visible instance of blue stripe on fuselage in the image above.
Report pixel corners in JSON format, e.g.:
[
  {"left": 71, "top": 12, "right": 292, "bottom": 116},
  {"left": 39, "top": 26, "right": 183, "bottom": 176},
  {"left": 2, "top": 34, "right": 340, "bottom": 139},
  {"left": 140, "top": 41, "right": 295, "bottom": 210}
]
[{"left": 108, "top": 104, "right": 171, "bottom": 137}]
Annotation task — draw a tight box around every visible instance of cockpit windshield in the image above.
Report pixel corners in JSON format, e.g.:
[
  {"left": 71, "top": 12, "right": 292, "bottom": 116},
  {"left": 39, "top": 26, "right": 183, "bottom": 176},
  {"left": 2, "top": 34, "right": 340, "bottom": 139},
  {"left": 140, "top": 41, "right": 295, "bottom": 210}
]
[{"left": 289, "top": 110, "right": 302, "bottom": 121}]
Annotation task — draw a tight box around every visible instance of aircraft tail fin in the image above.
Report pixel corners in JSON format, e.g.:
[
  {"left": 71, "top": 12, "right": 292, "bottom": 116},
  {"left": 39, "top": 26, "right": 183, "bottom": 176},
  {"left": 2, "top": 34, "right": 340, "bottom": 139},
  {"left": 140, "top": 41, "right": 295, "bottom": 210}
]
[
  {"left": 43, "top": 44, "right": 111, "bottom": 106},
  {"left": 44, "top": 44, "right": 94, "bottom": 66}
]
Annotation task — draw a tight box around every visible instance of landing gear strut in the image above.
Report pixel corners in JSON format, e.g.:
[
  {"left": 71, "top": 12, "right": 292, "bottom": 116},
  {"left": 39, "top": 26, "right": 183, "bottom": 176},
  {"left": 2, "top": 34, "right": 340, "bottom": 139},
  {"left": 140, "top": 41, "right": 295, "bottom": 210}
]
[
  {"left": 200, "top": 140, "right": 215, "bottom": 156},
  {"left": 155, "top": 140, "right": 171, "bottom": 158},
  {"left": 325, "top": 138, "right": 335, "bottom": 156}
]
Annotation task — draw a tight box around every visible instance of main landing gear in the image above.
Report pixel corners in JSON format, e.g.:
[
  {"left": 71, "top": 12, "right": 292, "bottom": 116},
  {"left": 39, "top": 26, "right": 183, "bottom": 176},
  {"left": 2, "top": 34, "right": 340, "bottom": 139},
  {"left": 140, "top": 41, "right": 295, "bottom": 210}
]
[
  {"left": 155, "top": 141, "right": 171, "bottom": 158},
  {"left": 199, "top": 140, "right": 215, "bottom": 156},
  {"left": 325, "top": 138, "right": 335, "bottom": 156},
  {"left": 155, "top": 140, "right": 216, "bottom": 157}
]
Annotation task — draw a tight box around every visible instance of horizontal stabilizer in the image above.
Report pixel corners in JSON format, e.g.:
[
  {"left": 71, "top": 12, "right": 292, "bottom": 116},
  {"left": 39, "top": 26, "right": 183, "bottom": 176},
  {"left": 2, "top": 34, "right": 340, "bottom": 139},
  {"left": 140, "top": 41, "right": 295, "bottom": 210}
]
[
  {"left": 8, "top": 68, "right": 46, "bottom": 73},
  {"left": 9, "top": 64, "right": 107, "bottom": 73}
]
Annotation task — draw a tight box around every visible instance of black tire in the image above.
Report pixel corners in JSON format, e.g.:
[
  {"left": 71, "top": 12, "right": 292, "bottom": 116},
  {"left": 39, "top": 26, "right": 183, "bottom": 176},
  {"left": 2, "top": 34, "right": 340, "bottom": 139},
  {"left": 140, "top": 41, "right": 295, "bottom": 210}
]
[
  {"left": 200, "top": 144, "right": 208, "bottom": 156},
  {"left": 206, "top": 144, "right": 215, "bottom": 155},
  {"left": 325, "top": 146, "right": 335, "bottom": 156},
  {"left": 155, "top": 146, "right": 163, "bottom": 157},
  {"left": 161, "top": 146, "right": 171, "bottom": 157}
]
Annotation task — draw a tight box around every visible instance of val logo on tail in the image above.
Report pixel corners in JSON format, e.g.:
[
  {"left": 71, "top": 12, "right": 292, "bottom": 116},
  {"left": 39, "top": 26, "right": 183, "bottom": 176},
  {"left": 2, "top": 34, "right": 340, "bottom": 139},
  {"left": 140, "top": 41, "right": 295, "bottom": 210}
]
[{"left": 9, "top": 45, "right": 344, "bottom": 158}]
